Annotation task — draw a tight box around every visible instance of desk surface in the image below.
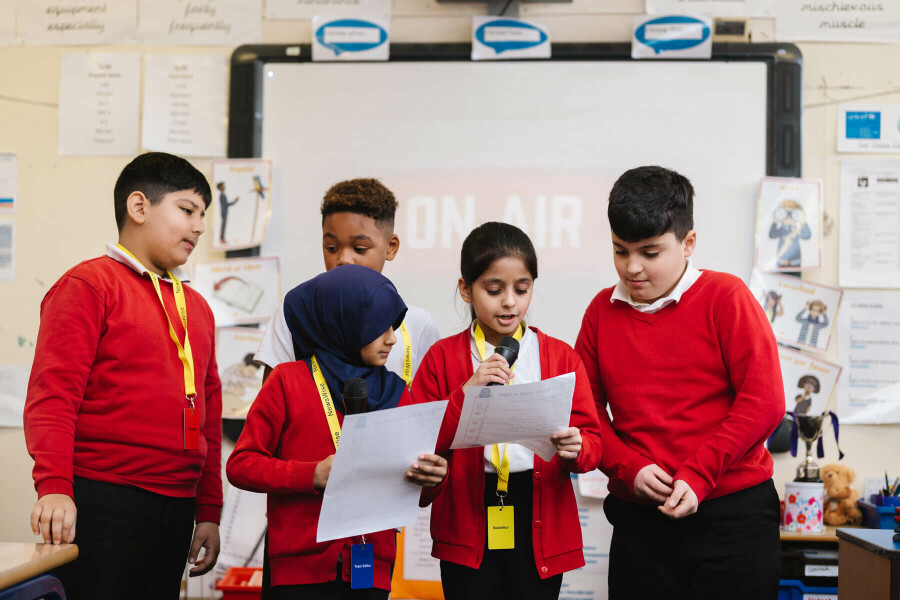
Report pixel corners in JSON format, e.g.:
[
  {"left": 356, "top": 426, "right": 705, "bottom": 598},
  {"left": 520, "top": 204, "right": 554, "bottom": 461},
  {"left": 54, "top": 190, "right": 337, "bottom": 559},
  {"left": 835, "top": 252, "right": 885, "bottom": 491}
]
[
  {"left": 837, "top": 528, "right": 900, "bottom": 558},
  {"left": 0, "top": 543, "right": 78, "bottom": 590},
  {"left": 780, "top": 525, "right": 843, "bottom": 542}
]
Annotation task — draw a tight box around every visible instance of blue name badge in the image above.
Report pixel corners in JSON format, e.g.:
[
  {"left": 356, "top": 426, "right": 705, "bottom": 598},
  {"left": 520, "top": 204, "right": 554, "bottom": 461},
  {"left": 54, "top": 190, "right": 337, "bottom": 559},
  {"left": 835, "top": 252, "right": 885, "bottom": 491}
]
[
  {"left": 350, "top": 543, "right": 375, "bottom": 589},
  {"left": 846, "top": 111, "right": 881, "bottom": 139}
]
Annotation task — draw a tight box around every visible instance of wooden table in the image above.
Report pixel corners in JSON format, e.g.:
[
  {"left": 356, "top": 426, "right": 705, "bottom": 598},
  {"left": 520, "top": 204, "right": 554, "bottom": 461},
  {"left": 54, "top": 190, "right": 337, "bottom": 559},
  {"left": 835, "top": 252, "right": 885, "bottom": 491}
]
[
  {"left": 780, "top": 525, "right": 842, "bottom": 543},
  {"left": 837, "top": 528, "right": 900, "bottom": 600},
  {"left": 0, "top": 543, "right": 78, "bottom": 593}
]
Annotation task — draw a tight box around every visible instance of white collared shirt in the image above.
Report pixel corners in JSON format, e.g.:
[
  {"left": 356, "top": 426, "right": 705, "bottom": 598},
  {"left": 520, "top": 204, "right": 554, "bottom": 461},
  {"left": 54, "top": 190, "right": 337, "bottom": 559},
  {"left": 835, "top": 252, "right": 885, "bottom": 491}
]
[
  {"left": 610, "top": 259, "right": 702, "bottom": 314},
  {"left": 105, "top": 242, "right": 191, "bottom": 282},
  {"left": 469, "top": 323, "right": 538, "bottom": 473}
]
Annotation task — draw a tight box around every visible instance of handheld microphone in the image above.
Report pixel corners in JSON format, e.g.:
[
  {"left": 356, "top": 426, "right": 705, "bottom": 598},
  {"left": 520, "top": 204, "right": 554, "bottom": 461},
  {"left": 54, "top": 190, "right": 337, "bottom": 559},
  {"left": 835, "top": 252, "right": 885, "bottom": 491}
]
[
  {"left": 342, "top": 378, "right": 368, "bottom": 415},
  {"left": 487, "top": 336, "right": 520, "bottom": 386}
]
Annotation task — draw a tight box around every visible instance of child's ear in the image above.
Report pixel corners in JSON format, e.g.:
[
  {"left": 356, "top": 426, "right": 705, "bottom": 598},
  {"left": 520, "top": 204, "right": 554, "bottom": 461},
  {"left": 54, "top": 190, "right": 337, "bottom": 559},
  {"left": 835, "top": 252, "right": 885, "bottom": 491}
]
[
  {"left": 126, "top": 191, "right": 150, "bottom": 225},
  {"left": 458, "top": 277, "right": 473, "bottom": 304},
  {"left": 682, "top": 230, "right": 697, "bottom": 258},
  {"left": 385, "top": 233, "right": 400, "bottom": 262}
]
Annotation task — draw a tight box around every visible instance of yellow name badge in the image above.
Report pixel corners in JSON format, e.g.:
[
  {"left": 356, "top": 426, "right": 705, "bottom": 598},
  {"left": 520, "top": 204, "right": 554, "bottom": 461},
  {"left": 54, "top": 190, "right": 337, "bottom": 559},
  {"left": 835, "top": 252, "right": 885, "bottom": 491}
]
[{"left": 487, "top": 506, "right": 515, "bottom": 550}]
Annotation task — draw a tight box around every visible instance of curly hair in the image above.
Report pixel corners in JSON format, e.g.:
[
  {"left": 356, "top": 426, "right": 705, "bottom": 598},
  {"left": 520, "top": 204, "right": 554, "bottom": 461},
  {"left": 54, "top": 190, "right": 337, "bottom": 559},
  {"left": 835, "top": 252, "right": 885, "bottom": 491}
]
[{"left": 321, "top": 178, "right": 397, "bottom": 228}]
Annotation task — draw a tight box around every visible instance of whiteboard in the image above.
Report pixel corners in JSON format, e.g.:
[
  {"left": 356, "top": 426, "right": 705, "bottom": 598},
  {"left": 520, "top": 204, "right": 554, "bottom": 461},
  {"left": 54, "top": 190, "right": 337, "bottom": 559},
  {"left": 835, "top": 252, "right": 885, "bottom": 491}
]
[{"left": 230, "top": 46, "right": 800, "bottom": 344}]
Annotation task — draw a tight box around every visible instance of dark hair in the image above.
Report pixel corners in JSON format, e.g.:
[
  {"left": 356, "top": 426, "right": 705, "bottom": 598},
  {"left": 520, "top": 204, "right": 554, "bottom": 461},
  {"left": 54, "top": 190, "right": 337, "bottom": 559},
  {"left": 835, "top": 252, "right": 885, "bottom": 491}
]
[
  {"left": 321, "top": 178, "right": 397, "bottom": 229},
  {"left": 797, "top": 375, "right": 820, "bottom": 393},
  {"left": 460, "top": 222, "right": 538, "bottom": 319},
  {"left": 114, "top": 152, "right": 212, "bottom": 232},
  {"left": 242, "top": 353, "right": 258, "bottom": 368},
  {"left": 608, "top": 165, "right": 694, "bottom": 242}
]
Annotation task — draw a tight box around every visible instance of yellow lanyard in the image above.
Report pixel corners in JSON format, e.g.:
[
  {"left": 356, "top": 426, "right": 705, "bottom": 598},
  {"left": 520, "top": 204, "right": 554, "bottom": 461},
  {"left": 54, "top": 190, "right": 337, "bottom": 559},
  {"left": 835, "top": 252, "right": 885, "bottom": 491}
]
[
  {"left": 117, "top": 244, "right": 196, "bottom": 404},
  {"left": 399, "top": 321, "right": 413, "bottom": 388},
  {"left": 311, "top": 355, "right": 342, "bottom": 449},
  {"left": 473, "top": 322, "right": 524, "bottom": 495}
]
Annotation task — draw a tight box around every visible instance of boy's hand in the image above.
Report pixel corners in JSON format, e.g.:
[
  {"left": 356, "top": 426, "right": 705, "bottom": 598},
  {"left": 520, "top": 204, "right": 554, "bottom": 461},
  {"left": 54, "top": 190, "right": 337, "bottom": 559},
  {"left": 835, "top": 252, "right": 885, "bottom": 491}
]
[
  {"left": 465, "top": 354, "right": 513, "bottom": 388},
  {"left": 188, "top": 521, "right": 220, "bottom": 576},
  {"left": 314, "top": 455, "right": 335, "bottom": 490},
  {"left": 551, "top": 427, "right": 582, "bottom": 460},
  {"left": 658, "top": 480, "right": 699, "bottom": 520},
  {"left": 633, "top": 464, "right": 674, "bottom": 503},
  {"left": 31, "top": 494, "right": 76, "bottom": 545},
  {"left": 406, "top": 453, "right": 448, "bottom": 488}
]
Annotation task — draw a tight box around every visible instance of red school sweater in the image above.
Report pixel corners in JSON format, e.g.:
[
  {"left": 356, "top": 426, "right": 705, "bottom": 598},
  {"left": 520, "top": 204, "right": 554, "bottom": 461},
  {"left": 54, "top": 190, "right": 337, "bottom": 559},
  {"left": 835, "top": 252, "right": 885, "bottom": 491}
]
[
  {"left": 412, "top": 327, "right": 602, "bottom": 579},
  {"left": 23, "top": 256, "right": 223, "bottom": 523},
  {"left": 574, "top": 270, "right": 785, "bottom": 505},
  {"left": 226, "top": 362, "right": 413, "bottom": 589}
]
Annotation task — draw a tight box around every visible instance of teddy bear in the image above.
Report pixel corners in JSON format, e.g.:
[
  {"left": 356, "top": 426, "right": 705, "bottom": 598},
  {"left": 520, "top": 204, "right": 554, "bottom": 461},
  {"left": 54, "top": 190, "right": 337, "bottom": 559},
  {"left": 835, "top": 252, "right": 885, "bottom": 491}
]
[{"left": 822, "top": 463, "right": 863, "bottom": 526}]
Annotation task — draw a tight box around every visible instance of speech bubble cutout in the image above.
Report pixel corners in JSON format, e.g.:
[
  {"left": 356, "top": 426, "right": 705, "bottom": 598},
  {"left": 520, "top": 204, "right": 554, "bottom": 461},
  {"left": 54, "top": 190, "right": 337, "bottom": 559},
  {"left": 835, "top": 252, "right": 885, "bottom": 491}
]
[
  {"left": 635, "top": 16, "right": 710, "bottom": 55},
  {"left": 315, "top": 19, "right": 388, "bottom": 56},
  {"left": 475, "top": 19, "right": 548, "bottom": 55}
]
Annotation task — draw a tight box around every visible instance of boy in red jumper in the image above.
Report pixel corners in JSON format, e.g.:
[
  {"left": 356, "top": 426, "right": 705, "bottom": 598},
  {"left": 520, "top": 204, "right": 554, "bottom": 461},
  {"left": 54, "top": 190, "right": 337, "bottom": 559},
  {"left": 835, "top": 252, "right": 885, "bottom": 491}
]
[
  {"left": 24, "top": 152, "right": 223, "bottom": 600},
  {"left": 574, "top": 166, "right": 785, "bottom": 600}
]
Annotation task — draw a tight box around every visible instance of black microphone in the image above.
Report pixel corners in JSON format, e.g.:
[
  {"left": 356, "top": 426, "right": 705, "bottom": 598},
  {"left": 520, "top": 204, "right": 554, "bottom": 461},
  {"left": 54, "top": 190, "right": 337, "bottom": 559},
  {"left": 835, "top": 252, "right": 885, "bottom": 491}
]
[
  {"left": 487, "top": 336, "right": 520, "bottom": 386},
  {"left": 343, "top": 378, "right": 368, "bottom": 415}
]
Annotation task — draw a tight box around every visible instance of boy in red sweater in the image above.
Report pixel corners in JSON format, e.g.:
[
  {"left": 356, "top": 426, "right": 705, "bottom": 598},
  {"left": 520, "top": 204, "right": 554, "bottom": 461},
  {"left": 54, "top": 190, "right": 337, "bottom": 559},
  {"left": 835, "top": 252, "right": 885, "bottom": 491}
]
[
  {"left": 574, "top": 166, "right": 785, "bottom": 600},
  {"left": 24, "top": 153, "right": 223, "bottom": 600}
]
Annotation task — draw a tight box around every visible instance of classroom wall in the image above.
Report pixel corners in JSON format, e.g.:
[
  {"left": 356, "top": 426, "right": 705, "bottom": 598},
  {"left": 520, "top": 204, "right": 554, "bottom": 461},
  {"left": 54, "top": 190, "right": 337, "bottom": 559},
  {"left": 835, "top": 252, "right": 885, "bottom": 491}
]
[{"left": 2, "top": 1, "right": 899, "bottom": 545}]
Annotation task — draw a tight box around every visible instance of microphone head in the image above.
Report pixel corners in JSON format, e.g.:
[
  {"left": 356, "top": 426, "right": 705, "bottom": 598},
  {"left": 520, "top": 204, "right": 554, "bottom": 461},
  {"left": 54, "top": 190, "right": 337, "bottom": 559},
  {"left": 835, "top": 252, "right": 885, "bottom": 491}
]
[
  {"left": 342, "top": 378, "right": 368, "bottom": 415},
  {"left": 494, "top": 336, "right": 520, "bottom": 368}
]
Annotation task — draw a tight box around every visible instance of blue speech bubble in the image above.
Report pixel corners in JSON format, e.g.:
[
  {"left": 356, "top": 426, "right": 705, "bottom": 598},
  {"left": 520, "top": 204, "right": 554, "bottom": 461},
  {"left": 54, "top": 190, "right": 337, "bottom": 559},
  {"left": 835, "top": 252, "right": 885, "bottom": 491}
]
[
  {"left": 475, "top": 19, "right": 548, "bottom": 55},
  {"left": 635, "top": 16, "right": 710, "bottom": 55},
  {"left": 315, "top": 19, "right": 388, "bottom": 56}
]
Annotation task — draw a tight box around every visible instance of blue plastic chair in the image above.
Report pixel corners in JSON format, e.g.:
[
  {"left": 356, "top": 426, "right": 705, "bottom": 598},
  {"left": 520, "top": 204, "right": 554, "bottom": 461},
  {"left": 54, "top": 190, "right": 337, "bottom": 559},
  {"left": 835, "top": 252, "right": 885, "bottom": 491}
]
[{"left": 0, "top": 573, "right": 66, "bottom": 600}]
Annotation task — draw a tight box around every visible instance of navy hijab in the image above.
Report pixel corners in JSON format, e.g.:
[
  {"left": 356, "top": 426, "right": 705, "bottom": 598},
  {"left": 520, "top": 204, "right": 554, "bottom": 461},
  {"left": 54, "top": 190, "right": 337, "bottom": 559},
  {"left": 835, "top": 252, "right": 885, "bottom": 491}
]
[{"left": 284, "top": 264, "right": 408, "bottom": 413}]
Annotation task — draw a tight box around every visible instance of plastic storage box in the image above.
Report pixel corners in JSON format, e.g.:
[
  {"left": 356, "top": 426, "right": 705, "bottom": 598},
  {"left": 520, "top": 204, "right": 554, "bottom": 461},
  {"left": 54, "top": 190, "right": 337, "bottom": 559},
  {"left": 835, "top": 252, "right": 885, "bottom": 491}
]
[
  {"left": 858, "top": 500, "right": 899, "bottom": 529},
  {"left": 216, "top": 567, "right": 263, "bottom": 600}
]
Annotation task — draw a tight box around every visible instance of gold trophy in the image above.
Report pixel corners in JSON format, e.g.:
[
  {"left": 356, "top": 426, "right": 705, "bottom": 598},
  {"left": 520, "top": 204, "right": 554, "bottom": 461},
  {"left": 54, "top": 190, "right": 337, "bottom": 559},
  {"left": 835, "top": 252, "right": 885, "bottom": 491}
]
[{"left": 795, "top": 413, "right": 825, "bottom": 482}]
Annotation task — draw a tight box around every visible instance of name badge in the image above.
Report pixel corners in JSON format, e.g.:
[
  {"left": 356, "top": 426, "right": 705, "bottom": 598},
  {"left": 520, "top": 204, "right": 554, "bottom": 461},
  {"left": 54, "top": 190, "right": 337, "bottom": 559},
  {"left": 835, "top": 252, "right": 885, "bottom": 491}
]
[
  {"left": 350, "top": 543, "right": 374, "bottom": 589},
  {"left": 487, "top": 505, "right": 514, "bottom": 550},
  {"left": 184, "top": 408, "right": 200, "bottom": 451}
]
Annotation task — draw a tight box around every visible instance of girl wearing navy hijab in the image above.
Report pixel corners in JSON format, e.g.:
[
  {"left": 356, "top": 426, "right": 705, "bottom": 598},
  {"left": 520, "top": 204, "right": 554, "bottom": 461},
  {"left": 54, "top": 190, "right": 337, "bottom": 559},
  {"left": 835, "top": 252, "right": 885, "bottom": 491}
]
[{"left": 227, "top": 265, "right": 447, "bottom": 600}]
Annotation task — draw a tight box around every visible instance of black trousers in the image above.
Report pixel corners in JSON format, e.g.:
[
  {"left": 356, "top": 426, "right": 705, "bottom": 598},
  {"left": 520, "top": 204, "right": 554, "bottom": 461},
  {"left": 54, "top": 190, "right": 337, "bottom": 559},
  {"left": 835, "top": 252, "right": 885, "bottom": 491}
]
[
  {"left": 604, "top": 479, "right": 781, "bottom": 600},
  {"left": 440, "top": 471, "right": 563, "bottom": 600},
  {"left": 54, "top": 476, "right": 195, "bottom": 600}
]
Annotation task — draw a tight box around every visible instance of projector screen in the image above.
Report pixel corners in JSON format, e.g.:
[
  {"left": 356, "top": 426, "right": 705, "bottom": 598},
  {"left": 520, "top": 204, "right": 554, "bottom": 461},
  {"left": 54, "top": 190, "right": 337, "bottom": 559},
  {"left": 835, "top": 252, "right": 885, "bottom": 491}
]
[{"left": 229, "top": 44, "right": 801, "bottom": 343}]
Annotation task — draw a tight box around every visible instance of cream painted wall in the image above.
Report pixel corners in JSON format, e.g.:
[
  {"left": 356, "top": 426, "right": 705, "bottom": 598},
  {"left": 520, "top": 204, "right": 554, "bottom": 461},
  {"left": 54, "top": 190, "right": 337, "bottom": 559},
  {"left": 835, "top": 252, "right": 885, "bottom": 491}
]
[{"left": 1, "top": 2, "right": 898, "bottom": 548}]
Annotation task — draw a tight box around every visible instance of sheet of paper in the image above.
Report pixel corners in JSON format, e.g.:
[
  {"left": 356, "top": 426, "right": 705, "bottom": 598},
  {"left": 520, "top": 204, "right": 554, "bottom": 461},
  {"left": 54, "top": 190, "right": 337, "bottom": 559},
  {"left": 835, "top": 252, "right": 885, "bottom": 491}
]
[
  {"left": 138, "top": 0, "right": 262, "bottom": 45},
  {"left": 777, "top": 345, "right": 842, "bottom": 417},
  {"left": 17, "top": 0, "right": 138, "bottom": 45},
  {"left": 839, "top": 104, "right": 900, "bottom": 153},
  {"left": 471, "top": 17, "right": 551, "bottom": 61},
  {"left": 839, "top": 159, "right": 900, "bottom": 289},
  {"left": 776, "top": 0, "right": 900, "bottom": 43},
  {"left": 0, "top": 154, "right": 16, "bottom": 211},
  {"left": 837, "top": 290, "right": 900, "bottom": 424},
  {"left": 192, "top": 257, "right": 281, "bottom": 326},
  {"left": 632, "top": 15, "right": 712, "bottom": 60},
  {"left": 0, "top": 364, "right": 29, "bottom": 427},
  {"left": 401, "top": 505, "right": 441, "bottom": 582},
  {"left": 0, "top": 219, "right": 14, "bottom": 282},
  {"left": 218, "top": 486, "right": 267, "bottom": 569},
  {"left": 142, "top": 54, "right": 227, "bottom": 158},
  {"left": 646, "top": 0, "right": 774, "bottom": 17},
  {"left": 451, "top": 373, "right": 575, "bottom": 462},
  {"left": 266, "top": 0, "right": 390, "bottom": 20},
  {"left": 217, "top": 328, "right": 265, "bottom": 418},
  {"left": 316, "top": 401, "right": 448, "bottom": 543},
  {"left": 749, "top": 270, "right": 842, "bottom": 353},
  {"left": 58, "top": 53, "right": 140, "bottom": 156},
  {"left": 755, "top": 176, "right": 823, "bottom": 272},
  {"left": 211, "top": 160, "right": 272, "bottom": 250},
  {"left": 312, "top": 16, "right": 390, "bottom": 62},
  {"left": 577, "top": 470, "right": 609, "bottom": 499}
]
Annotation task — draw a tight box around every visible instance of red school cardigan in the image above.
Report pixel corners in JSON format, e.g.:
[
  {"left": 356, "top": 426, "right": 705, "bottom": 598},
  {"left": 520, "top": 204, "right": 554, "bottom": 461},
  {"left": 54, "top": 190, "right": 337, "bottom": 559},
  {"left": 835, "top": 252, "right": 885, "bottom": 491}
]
[{"left": 411, "top": 327, "right": 602, "bottom": 579}]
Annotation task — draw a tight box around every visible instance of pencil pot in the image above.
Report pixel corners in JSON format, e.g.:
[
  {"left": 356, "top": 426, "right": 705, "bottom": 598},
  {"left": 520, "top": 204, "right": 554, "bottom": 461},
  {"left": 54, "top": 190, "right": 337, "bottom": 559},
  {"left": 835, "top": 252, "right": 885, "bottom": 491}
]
[{"left": 783, "top": 481, "right": 824, "bottom": 533}]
